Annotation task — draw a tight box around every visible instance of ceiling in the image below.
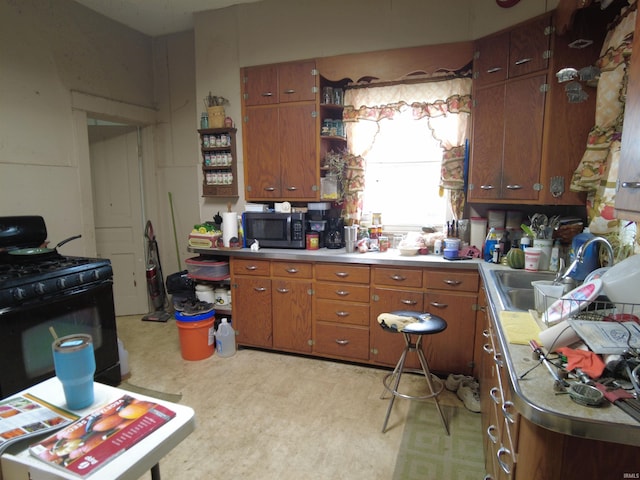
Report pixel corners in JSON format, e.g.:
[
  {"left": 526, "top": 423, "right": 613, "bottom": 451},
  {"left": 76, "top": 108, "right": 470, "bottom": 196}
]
[{"left": 73, "top": 0, "right": 262, "bottom": 36}]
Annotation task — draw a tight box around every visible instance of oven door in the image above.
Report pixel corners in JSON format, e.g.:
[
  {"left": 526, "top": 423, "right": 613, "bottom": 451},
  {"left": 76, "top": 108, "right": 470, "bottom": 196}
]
[{"left": 0, "top": 280, "right": 120, "bottom": 399}]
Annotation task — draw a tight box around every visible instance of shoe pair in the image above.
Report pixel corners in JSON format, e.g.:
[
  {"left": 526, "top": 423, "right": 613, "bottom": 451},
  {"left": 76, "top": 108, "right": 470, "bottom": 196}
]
[
  {"left": 457, "top": 379, "right": 481, "bottom": 413},
  {"left": 444, "top": 373, "right": 475, "bottom": 392}
]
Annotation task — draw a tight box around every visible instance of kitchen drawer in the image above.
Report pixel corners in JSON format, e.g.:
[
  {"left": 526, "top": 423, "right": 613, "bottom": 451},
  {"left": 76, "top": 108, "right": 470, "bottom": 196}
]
[
  {"left": 373, "top": 267, "right": 423, "bottom": 288},
  {"left": 232, "top": 258, "right": 271, "bottom": 276},
  {"left": 424, "top": 269, "right": 479, "bottom": 293},
  {"left": 315, "top": 299, "right": 369, "bottom": 326},
  {"left": 315, "top": 263, "right": 370, "bottom": 284},
  {"left": 315, "top": 282, "right": 370, "bottom": 303},
  {"left": 271, "top": 261, "right": 313, "bottom": 279},
  {"left": 314, "top": 322, "right": 369, "bottom": 361}
]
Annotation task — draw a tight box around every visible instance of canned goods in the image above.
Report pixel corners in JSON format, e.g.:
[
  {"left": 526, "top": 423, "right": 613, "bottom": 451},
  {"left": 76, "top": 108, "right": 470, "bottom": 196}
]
[
  {"left": 379, "top": 236, "right": 389, "bottom": 252},
  {"left": 306, "top": 232, "right": 319, "bottom": 250}
]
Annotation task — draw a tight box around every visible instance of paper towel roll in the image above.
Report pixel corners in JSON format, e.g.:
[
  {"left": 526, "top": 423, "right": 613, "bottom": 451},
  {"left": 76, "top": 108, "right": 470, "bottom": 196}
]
[
  {"left": 222, "top": 212, "right": 238, "bottom": 247},
  {"left": 538, "top": 320, "right": 581, "bottom": 350}
]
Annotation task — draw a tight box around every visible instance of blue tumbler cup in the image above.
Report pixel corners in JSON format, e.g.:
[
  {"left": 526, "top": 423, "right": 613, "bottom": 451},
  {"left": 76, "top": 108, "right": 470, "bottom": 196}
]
[{"left": 52, "top": 334, "right": 96, "bottom": 410}]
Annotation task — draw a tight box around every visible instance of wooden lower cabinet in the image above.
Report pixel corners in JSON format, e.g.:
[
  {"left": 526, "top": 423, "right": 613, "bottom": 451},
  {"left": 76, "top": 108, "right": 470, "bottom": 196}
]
[
  {"left": 233, "top": 275, "right": 272, "bottom": 348},
  {"left": 272, "top": 278, "right": 312, "bottom": 353}
]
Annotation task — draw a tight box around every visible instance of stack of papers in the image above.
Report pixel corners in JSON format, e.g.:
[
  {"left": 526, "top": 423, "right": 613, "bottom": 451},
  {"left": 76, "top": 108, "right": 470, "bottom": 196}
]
[{"left": 567, "top": 320, "right": 640, "bottom": 354}]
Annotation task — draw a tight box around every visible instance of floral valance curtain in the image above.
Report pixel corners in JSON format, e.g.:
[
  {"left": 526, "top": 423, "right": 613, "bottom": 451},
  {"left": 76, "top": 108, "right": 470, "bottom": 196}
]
[{"left": 343, "top": 77, "right": 472, "bottom": 220}]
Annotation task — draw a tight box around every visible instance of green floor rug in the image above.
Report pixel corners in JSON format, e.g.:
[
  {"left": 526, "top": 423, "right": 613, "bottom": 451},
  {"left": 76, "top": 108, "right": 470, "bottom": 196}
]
[{"left": 392, "top": 402, "right": 484, "bottom": 480}]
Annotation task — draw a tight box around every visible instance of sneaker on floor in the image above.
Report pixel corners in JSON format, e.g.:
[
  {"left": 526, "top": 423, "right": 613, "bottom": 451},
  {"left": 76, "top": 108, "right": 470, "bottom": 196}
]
[
  {"left": 457, "top": 379, "right": 481, "bottom": 413},
  {"left": 445, "top": 374, "right": 475, "bottom": 391}
]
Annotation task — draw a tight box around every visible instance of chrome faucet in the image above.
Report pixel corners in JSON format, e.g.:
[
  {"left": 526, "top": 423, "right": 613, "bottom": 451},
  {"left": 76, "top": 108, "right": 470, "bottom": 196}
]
[{"left": 555, "top": 236, "right": 615, "bottom": 284}]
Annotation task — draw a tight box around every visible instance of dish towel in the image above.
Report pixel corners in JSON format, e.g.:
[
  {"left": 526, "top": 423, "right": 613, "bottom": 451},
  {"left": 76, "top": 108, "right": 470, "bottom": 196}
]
[
  {"left": 378, "top": 313, "right": 427, "bottom": 332},
  {"left": 556, "top": 346, "right": 605, "bottom": 379}
]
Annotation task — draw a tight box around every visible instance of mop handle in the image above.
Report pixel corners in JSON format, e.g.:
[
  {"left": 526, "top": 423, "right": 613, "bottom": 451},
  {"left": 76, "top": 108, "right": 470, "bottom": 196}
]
[{"left": 168, "top": 192, "right": 181, "bottom": 270}]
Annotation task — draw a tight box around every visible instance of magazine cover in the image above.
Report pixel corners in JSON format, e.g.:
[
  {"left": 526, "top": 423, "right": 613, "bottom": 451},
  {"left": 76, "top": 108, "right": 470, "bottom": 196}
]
[
  {"left": 29, "top": 394, "right": 176, "bottom": 478},
  {"left": 0, "top": 393, "right": 79, "bottom": 455}
]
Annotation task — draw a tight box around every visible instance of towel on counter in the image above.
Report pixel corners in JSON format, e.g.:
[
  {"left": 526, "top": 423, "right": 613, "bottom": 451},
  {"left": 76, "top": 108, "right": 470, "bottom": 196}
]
[
  {"left": 378, "top": 313, "right": 427, "bottom": 332},
  {"left": 499, "top": 310, "right": 542, "bottom": 345},
  {"left": 556, "top": 346, "right": 606, "bottom": 379}
]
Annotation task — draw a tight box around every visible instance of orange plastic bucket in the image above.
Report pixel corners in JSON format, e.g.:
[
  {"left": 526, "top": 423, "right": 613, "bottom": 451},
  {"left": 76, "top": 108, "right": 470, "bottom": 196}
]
[{"left": 175, "top": 311, "right": 215, "bottom": 361}]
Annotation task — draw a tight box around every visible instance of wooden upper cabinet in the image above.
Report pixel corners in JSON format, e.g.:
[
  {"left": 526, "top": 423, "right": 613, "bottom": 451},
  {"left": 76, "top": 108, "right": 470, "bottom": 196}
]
[
  {"left": 243, "top": 64, "right": 278, "bottom": 106},
  {"left": 474, "top": 32, "right": 509, "bottom": 87},
  {"left": 508, "top": 14, "right": 552, "bottom": 78},
  {"left": 278, "top": 60, "right": 317, "bottom": 103},
  {"left": 244, "top": 106, "right": 281, "bottom": 198}
]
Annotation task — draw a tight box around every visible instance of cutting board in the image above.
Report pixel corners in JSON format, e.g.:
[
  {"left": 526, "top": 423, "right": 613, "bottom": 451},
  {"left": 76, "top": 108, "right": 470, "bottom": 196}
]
[{"left": 499, "top": 310, "right": 542, "bottom": 345}]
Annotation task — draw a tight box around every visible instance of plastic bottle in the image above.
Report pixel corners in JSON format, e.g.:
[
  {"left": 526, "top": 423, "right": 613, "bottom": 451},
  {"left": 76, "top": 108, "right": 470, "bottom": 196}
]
[
  {"left": 484, "top": 227, "right": 498, "bottom": 262},
  {"left": 117, "top": 338, "right": 130, "bottom": 378},
  {"left": 520, "top": 235, "right": 531, "bottom": 250},
  {"left": 549, "top": 240, "right": 561, "bottom": 272},
  {"left": 499, "top": 229, "right": 511, "bottom": 256},
  {"left": 216, "top": 318, "right": 236, "bottom": 357},
  {"left": 569, "top": 228, "right": 599, "bottom": 281}
]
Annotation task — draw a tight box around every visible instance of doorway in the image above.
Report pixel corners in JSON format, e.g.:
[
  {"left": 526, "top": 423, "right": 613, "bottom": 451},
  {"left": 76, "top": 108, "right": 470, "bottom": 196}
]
[{"left": 88, "top": 119, "right": 148, "bottom": 315}]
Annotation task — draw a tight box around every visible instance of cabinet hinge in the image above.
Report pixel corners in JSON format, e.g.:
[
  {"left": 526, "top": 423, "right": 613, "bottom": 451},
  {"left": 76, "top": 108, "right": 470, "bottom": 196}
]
[
  {"left": 542, "top": 49, "right": 552, "bottom": 60},
  {"left": 246, "top": 185, "right": 252, "bottom": 192},
  {"left": 311, "top": 110, "right": 318, "bottom": 118},
  {"left": 473, "top": 50, "right": 480, "bottom": 60},
  {"left": 307, "top": 288, "right": 314, "bottom": 296},
  {"left": 311, "top": 184, "right": 318, "bottom": 192},
  {"left": 472, "top": 98, "right": 478, "bottom": 107},
  {"left": 243, "top": 115, "right": 249, "bottom": 123},
  {"left": 544, "top": 25, "right": 555, "bottom": 36},
  {"left": 312, "top": 86, "right": 318, "bottom": 94},
  {"left": 243, "top": 93, "right": 249, "bottom": 100},
  {"left": 372, "top": 294, "right": 379, "bottom": 302},
  {"left": 473, "top": 71, "right": 479, "bottom": 80},
  {"left": 308, "top": 339, "right": 315, "bottom": 346},
  {"left": 242, "top": 75, "right": 248, "bottom": 84},
  {"left": 311, "top": 68, "right": 318, "bottom": 76},
  {"left": 539, "top": 83, "right": 550, "bottom": 93},
  {"left": 533, "top": 183, "right": 544, "bottom": 191},
  {"left": 472, "top": 303, "right": 481, "bottom": 311}
]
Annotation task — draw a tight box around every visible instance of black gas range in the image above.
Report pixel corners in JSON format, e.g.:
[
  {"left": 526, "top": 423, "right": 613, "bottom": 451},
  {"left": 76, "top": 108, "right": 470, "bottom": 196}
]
[{"left": 0, "top": 216, "right": 121, "bottom": 399}]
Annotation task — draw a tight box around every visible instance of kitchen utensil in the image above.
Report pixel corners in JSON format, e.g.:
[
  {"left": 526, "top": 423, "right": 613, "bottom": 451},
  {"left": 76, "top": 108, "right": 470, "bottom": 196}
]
[
  {"left": 594, "top": 383, "right": 640, "bottom": 422},
  {"left": 569, "top": 383, "right": 604, "bottom": 406},
  {"left": 8, "top": 234, "right": 82, "bottom": 258},
  {"left": 529, "top": 339, "right": 569, "bottom": 390}
]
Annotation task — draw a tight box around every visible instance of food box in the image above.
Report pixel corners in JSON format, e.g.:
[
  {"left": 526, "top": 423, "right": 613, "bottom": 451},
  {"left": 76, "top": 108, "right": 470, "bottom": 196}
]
[
  {"left": 185, "top": 256, "right": 229, "bottom": 280},
  {"left": 188, "top": 232, "right": 221, "bottom": 248}
]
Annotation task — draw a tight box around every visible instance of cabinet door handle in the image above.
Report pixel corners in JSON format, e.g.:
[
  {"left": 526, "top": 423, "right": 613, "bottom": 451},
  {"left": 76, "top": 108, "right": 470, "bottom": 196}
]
[
  {"left": 261, "top": 92, "right": 273, "bottom": 97},
  {"left": 480, "top": 184, "right": 495, "bottom": 190},
  {"left": 336, "top": 311, "right": 350, "bottom": 317},
  {"left": 335, "top": 339, "right": 349, "bottom": 345},
  {"left": 276, "top": 288, "right": 290, "bottom": 294},
  {"left": 489, "top": 386, "right": 502, "bottom": 404},
  {"left": 483, "top": 343, "right": 494, "bottom": 355},
  {"left": 264, "top": 186, "right": 276, "bottom": 191},
  {"left": 487, "top": 425, "right": 498, "bottom": 444},
  {"left": 514, "top": 57, "right": 532, "bottom": 65},
  {"left": 335, "top": 272, "right": 349, "bottom": 278},
  {"left": 494, "top": 352, "right": 504, "bottom": 367},
  {"left": 621, "top": 181, "right": 640, "bottom": 188},
  {"left": 245, "top": 265, "right": 258, "bottom": 271},
  {"left": 486, "top": 67, "right": 502, "bottom": 74},
  {"left": 336, "top": 290, "right": 350, "bottom": 296},
  {"left": 285, "top": 268, "right": 299, "bottom": 274},
  {"left": 390, "top": 274, "right": 406, "bottom": 281},
  {"left": 429, "top": 301, "right": 448, "bottom": 309},
  {"left": 401, "top": 299, "right": 418, "bottom": 305},
  {"left": 443, "top": 279, "right": 461, "bottom": 286},
  {"left": 505, "top": 184, "right": 523, "bottom": 190},
  {"left": 497, "top": 447, "right": 513, "bottom": 474},
  {"left": 502, "top": 401, "right": 516, "bottom": 424},
  {"left": 253, "top": 287, "right": 267, "bottom": 292}
]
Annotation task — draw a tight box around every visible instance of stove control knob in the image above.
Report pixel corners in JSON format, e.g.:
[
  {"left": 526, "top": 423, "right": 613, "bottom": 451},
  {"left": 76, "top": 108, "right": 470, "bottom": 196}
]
[
  {"left": 12, "top": 288, "right": 26, "bottom": 301},
  {"left": 35, "top": 282, "right": 46, "bottom": 295},
  {"left": 57, "top": 278, "right": 67, "bottom": 289},
  {"left": 91, "top": 270, "right": 100, "bottom": 281}
]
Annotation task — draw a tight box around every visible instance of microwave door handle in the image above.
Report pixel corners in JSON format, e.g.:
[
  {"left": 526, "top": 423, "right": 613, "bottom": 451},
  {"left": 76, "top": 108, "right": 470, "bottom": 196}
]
[{"left": 287, "top": 216, "right": 292, "bottom": 242}]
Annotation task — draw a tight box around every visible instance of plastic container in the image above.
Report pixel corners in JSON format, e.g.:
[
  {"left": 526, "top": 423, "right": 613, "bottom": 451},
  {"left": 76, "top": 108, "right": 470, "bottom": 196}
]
[
  {"left": 569, "top": 228, "right": 599, "bottom": 281},
  {"left": 195, "top": 284, "right": 216, "bottom": 304},
  {"left": 470, "top": 217, "right": 487, "bottom": 250},
  {"left": 549, "top": 240, "right": 561, "bottom": 272},
  {"left": 216, "top": 318, "right": 236, "bottom": 357},
  {"left": 186, "top": 257, "right": 229, "bottom": 280},
  {"left": 483, "top": 227, "right": 498, "bottom": 262},
  {"left": 175, "top": 310, "right": 215, "bottom": 361}
]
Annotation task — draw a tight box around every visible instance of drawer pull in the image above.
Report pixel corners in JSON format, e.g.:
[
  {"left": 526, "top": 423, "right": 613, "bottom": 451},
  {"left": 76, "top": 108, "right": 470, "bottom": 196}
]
[
  {"left": 336, "top": 290, "right": 350, "bottom": 296},
  {"left": 480, "top": 184, "right": 495, "bottom": 190},
  {"left": 502, "top": 401, "right": 516, "bottom": 424},
  {"left": 494, "top": 352, "right": 504, "bottom": 367},
  {"left": 497, "top": 447, "right": 513, "bottom": 474},
  {"left": 390, "top": 274, "right": 406, "bottom": 281},
  {"left": 429, "top": 301, "right": 448, "bottom": 309},
  {"left": 286, "top": 186, "right": 298, "bottom": 191},
  {"left": 621, "top": 181, "right": 640, "bottom": 188},
  {"left": 261, "top": 92, "right": 273, "bottom": 97},
  {"left": 489, "top": 386, "right": 502, "bottom": 404},
  {"left": 505, "top": 184, "right": 522, "bottom": 190},
  {"left": 514, "top": 57, "right": 532, "bottom": 66},
  {"left": 482, "top": 329, "right": 490, "bottom": 338},
  {"left": 283, "top": 89, "right": 296, "bottom": 94},
  {"left": 487, "top": 425, "right": 498, "bottom": 444},
  {"left": 335, "top": 272, "right": 349, "bottom": 278},
  {"left": 253, "top": 287, "right": 267, "bottom": 292},
  {"left": 264, "top": 186, "right": 276, "bottom": 191},
  {"left": 486, "top": 67, "right": 502, "bottom": 74},
  {"left": 276, "top": 288, "right": 290, "bottom": 294},
  {"left": 285, "top": 268, "right": 299, "bottom": 274},
  {"left": 483, "top": 343, "right": 494, "bottom": 355},
  {"left": 336, "top": 311, "right": 350, "bottom": 317},
  {"left": 401, "top": 299, "right": 418, "bottom": 305},
  {"left": 335, "top": 339, "right": 349, "bottom": 345},
  {"left": 443, "top": 279, "right": 462, "bottom": 286},
  {"left": 245, "top": 265, "right": 258, "bottom": 271}
]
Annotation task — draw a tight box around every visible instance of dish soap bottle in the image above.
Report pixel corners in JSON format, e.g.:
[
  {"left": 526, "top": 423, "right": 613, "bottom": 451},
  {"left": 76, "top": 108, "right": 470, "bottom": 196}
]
[
  {"left": 484, "top": 227, "right": 498, "bottom": 262},
  {"left": 569, "top": 228, "right": 598, "bottom": 281},
  {"left": 216, "top": 318, "right": 236, "bottom": 357}
]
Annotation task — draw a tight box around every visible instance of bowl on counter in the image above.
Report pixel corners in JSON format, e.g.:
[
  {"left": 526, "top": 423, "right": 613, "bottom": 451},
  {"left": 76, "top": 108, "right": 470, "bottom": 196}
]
[{"left": 398, "top": 246, "right": 420, "bottom": 256}]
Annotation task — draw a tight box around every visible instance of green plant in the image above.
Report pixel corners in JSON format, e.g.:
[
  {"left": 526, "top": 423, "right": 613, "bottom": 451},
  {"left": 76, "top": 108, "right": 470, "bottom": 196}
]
[
  {"left": 204, "top": 92, "right": 229, "bottom": 108},
  {"left": 324, "top": 150, "right": 348, "bottom": 201}
]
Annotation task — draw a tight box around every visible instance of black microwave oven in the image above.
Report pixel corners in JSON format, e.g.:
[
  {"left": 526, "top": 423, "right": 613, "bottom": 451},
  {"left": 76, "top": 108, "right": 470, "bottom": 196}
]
[{"left": 242, "top": 212, "right": 306, "bottom": 249}]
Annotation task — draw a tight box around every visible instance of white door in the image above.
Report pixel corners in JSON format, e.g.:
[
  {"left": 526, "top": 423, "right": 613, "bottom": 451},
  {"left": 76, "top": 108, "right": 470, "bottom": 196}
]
[{"left": 90, "top": 128, "right": 148, "bottom": 315}]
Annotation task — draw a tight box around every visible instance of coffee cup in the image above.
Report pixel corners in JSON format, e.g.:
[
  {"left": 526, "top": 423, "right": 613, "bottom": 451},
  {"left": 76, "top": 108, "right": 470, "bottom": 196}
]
[
  {"left": 524, "top": 247, "right": 542, "bottom": 272},
  {"left": 52, "top": 334, "right": 96, "bottom": 410}
]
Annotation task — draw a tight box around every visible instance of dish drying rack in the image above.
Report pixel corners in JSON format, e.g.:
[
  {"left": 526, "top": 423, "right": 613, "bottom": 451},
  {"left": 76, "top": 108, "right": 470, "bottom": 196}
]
[{"left": 538, "top": 292, "right": 640, "bottom": 326}]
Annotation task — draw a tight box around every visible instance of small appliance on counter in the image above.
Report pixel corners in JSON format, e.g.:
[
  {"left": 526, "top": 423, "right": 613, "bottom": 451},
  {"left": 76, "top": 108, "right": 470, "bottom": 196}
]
[
  {"left": 242, "top": 211, "right": 306, "bottom": 249},
  {"left": 325, "top": 216, "right": 344, "bottom": 249}
]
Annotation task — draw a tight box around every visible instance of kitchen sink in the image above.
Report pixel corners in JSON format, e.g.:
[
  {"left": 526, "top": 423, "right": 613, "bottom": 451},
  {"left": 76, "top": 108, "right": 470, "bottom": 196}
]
[{"left": 490, "top": 269, "right": 556, "bottom": 311}]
